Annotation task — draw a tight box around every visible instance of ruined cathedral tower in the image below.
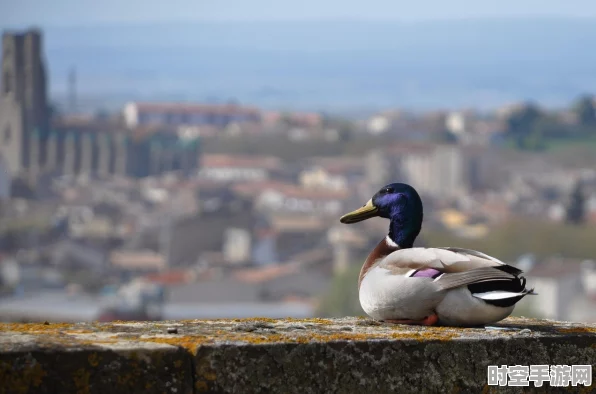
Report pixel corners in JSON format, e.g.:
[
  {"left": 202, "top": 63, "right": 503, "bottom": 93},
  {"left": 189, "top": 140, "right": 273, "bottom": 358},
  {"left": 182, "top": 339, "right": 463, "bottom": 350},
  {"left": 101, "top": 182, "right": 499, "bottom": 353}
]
[{"left": 0, "top": 28, "right": 49, "bottom": 183}]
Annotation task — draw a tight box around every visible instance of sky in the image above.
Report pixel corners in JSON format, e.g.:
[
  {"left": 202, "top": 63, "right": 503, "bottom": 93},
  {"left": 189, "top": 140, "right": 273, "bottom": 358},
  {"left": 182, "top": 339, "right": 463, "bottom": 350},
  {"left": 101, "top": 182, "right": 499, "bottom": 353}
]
[{"left": 2, "top": 0, "right": 596, "bottom": 27}]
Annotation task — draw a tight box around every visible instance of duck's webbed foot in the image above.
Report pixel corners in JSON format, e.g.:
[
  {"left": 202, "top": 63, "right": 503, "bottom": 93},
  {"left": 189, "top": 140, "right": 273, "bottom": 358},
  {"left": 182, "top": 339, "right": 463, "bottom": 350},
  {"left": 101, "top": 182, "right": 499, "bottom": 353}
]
[{"left": 384, "top": 314, "right": 439, "bottom": 326}]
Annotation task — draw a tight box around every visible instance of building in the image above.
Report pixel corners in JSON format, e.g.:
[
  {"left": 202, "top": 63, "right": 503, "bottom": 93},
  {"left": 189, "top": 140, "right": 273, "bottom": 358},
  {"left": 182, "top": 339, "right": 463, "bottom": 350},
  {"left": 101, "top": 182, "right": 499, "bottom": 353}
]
[
  {"left": 0, "top": 29, "right": 49, "bottom": 179},
  {"left": 45, "top": 121, "right": 200, "bottom": 179},
  {"left": 378, "top": 143, "right": 467, "bottom": 199},
  {"left": 198, "top": 154, "right": 281, "bottom": 183},
  {"left": 123, "top": 102, "right": 261, "bottom": 129},
  {"left": 520, "top": 258, "right": 596, "bottom": 322},
  {"left": 255, "top": 184, "right": 348, "bottom": 217},
  {"left": 0, "top": 29, "right": 200, "bottom": 188}
]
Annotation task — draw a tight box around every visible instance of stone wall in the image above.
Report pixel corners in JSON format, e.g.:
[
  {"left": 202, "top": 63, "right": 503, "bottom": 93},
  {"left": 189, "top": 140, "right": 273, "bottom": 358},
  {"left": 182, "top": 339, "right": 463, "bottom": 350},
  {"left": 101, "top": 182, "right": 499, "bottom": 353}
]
[{"left": 1, "top": 317, "right": 594, "bottom": 393}]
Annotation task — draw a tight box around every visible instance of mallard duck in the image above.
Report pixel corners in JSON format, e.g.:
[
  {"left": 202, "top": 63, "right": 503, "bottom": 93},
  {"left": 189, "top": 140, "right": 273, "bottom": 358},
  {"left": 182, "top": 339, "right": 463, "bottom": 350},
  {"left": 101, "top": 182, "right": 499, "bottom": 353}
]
[{"left": 340, "top": 182, "right": 536, "bottom": 326}]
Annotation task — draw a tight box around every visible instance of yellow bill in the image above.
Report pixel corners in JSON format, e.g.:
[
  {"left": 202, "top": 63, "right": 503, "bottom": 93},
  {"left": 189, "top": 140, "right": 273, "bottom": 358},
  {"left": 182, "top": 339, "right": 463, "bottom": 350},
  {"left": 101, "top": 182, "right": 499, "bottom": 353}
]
[{"left": 340, "top": 199, "right": 379, "bottom": 224}]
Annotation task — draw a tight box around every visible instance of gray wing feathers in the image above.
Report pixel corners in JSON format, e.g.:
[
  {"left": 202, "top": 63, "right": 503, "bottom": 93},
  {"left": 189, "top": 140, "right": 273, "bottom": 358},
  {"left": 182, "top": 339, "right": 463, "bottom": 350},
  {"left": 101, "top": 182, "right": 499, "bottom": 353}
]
[
  {"left": 437, "top": 247, "right": 506, "bottom": 265},
  {"left": 434, "top": 267, "right": 515, "bottom": 291},
  {"left": 381, "top": 247, "right": 505, "bottom": 273}
]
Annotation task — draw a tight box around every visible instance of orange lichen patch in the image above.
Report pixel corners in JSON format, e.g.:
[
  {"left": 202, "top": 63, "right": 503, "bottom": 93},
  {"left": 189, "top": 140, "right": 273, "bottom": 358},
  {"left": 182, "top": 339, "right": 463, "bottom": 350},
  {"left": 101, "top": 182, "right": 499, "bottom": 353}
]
[
  {"left": 72, "top": 338, "right": 120, "bottom": 346},
  {"left": 568, "top": 385, "right": 596, "bottom": 394},
  {"left": 227, "top": 317, "right": 335, "bottom": 325},
  {"left": 133, "top": 324, "right": 463, "bottom": 348},
  {"left": 195, "top": 380, "right": 210, "bottom": 392},
  {"left": 87, "top": 353, "right": 101, "bottom": 367},
  {"left": 140, "top": 335, "right": 210, "bottom": 354},
  {"left": 383, "top": 324, "right": 462, "bottom": 341},
  {"left": 289, "top": 332, "right": 383, "bottom": 344},
  {"left": 557, "top": 327, "right": 596, "bottom": 334},
  {"left": 240, "top": 328, "right": 455, "bottom": 344},
  {"left": 179, "top": 318, "right": 231, "bottom": 323},
  {"left": 201, "top": 370, "right": 217, "bottom": 381},
  {"left": 1, "top": 322, "right": 75, "bottom": 334},
  {"left": 228, "top": 330, "right": 420, "bottom": 344},
  {"left": 389, "top": 329, "right": 460, "bottom": 342},
  {"left": 0, "top": 359, "right": 46, "bottom": 394},
  {"left": 72, "top": 368, "right": 91, "bottom": 394},
  {"left": 285, "top": 318, "right": 334, "bottom": 325},
  {"left": 194, "top": 353, "right": 218, "bottom": 392},
  {"left": 231, "top": 317, "right": 278, "bottom": 323},
  {"left": 67, "top": 329, "right": 94, "bottom": 334},
  {"left": 481, "top": 384, "right": 500, "bottom": 394}
]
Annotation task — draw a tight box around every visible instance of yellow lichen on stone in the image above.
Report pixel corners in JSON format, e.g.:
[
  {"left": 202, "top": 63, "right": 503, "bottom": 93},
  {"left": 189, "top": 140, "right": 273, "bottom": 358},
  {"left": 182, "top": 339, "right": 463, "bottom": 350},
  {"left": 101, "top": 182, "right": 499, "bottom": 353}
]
[
  {"left": 141, "top": 335, "right": 206, "bottom": 354},
  {"left": 557, "top": 327, "right": 596, "bottom": 334},
  {"left": 481, "top": 384, "right": 500, "bottom": 394},
  {"left": 285, "top": 317, "right": 334, "bottom": 325},
  {"left": 389, "top": 327, "right": 460, "bottom": 342},
  {"left": 0, "top": 359, "right": 46, "bottom": 394},
  {"left": 231, "top": 317, "right": 277, "bottom": 323},
  {"left": 1, "top": 317, "right": 595, "bottom": 393},
  {"left": 72, "top": 368, "right": 91, "bottom": 394},
  {"left": 134, "top": 324, "right": 462, "bottom": 347},
  {"left": 88, "top": 353, "right": 101, "bottom": 367},
  {"left": 195, "top": 355, "right": 217, "bottom": 393},
  {"left": 1, "top": 322, "right": 74, "bottom": 334},
  {"left": 195, "top": 380, "right": 209, "bottom": 392}
]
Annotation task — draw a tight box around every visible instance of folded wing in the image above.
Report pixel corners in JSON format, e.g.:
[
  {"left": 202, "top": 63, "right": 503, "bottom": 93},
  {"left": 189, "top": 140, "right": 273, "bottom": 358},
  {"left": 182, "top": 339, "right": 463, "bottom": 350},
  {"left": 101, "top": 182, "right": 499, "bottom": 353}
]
[
  {"left": 379, "top": 247, "right": 528, "bottom": 292},
  {"left": 380, "top": 247, "right": 516, "bottom": 273}
]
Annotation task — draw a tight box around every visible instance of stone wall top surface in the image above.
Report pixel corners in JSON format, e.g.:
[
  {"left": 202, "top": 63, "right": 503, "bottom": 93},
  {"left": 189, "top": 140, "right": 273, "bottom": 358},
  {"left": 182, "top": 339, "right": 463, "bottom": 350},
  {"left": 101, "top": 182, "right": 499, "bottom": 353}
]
[{"left": 1, "top": 317, "right": 595, "bottom": 394}]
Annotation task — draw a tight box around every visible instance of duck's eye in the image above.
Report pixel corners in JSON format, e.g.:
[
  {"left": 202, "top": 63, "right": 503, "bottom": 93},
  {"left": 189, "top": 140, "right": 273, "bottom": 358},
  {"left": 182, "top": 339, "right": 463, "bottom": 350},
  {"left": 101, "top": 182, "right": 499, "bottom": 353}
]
[{"left": 381, "top": 187, "right": 394, "bottom": 194}]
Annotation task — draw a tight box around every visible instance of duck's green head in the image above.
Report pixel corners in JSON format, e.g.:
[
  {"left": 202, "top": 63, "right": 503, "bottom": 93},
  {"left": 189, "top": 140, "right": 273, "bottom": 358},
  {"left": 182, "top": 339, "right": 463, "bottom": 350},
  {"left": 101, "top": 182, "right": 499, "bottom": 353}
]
[
  {"left": 340, "top": 183, "right": 423, "bottom": 246},
  {"left": 340, "top": 182, "right": 423, "bottom": 223}
]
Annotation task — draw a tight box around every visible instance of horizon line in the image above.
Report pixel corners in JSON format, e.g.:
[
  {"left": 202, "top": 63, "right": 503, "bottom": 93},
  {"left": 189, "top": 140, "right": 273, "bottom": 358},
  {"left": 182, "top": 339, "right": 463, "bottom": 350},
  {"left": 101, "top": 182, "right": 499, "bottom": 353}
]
[{"left": 3, "top": 14, "right": 596, "bottom": 30}]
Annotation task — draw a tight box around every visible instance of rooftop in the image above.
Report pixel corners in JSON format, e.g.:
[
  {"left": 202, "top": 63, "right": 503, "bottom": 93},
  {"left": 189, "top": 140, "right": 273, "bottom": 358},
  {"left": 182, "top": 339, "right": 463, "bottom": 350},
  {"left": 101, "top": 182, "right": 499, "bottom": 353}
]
[
  {"left": 129, "top": 102, "right": 261, "bottom": 116},
  {"left": 200, "top": 154, "right": 281, "bottom": 170}
]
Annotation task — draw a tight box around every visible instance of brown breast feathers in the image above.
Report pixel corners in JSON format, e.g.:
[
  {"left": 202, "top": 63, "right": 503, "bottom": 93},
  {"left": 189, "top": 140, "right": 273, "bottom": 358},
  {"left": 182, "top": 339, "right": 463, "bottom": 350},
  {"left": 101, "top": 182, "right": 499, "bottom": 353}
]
[{"left": 358, "top": 237, "right": 400, "bottom": 289}]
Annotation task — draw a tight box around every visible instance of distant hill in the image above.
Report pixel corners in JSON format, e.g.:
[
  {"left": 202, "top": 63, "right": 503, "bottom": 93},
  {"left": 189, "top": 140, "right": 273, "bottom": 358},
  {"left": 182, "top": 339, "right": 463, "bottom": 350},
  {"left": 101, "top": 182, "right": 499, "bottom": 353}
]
[{"left": 7, "top": 18, "right": 596, "bottom": 112}]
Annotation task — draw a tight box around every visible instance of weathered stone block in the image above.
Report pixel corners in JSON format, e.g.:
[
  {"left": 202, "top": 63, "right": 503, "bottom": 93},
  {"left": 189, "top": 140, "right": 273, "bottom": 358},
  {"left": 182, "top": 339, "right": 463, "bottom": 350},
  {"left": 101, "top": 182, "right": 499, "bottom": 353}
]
[{"left": 0, "top": 317, "right": 594, "bottom": 393}]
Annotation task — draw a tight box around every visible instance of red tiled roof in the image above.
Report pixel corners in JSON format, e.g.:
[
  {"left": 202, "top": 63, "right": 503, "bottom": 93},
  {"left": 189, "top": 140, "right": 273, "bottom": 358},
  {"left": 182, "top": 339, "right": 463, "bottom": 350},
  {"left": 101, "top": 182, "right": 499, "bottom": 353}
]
[
  {"left": 307, "top": 157, "right": 364, "bottom": 174},
  {"left": 527, "top": 259, "right": 584, "bottom": 278},
  {"left": 110, "top": 251, "right": 166, "bottom": 270},
  {"left": 232, "top": 262, "right": 301, "bottom": 283},
  {"left": 201, "top": 154, "right": 281, "bottom": 170},
  {"left": 131, "top": 102, "right": 261, "bottom": 116},
  {"left": 232, "top": 180, "right": 349, "bottom": 200},
  {"left": 280, "top": 187, "right": 349, "bottom": 200},
  {"left": 143, "top": 270, "right": 194, "bottom": 285},
  {"left": 262, "top": 111, "right": 322, "bottom": 126},
  {"left": 51, "top": 119, "right": 124, "bottom": 133},
  {"left": 193, "top": 178, "right": 233, "bottom": 189},
  {"left": 232, "top": 181, "right": 295, "bottom": 197},
  {"left": 269, "top": 214, "right": 329, "bottom": 232},
  {"left": 384, "top": 142, "right": 440, "bottom": 155}
]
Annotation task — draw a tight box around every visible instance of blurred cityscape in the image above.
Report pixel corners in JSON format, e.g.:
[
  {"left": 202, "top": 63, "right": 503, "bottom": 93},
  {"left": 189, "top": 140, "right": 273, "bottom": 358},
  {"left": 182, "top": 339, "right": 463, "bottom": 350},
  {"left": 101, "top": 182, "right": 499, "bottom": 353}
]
[{"left": 0, "top": 25, "right": 595, "bottom": 324}]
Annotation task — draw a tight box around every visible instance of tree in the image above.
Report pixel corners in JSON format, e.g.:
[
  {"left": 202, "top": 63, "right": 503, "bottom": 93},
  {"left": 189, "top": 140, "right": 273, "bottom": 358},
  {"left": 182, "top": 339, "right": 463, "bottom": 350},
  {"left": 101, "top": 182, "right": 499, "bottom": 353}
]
[
  {"left": 47, "top": 102, "right": 61, "bottom": 121},
  {"left": 505, "top": 103, "right": 548, "bottom": 151},
  {"left": 432, "top": 129, "right": 458, "bottom": 144},
  {"left": 566, "top": 180, "right": 586, "bottom": 225},
  {"left": 572, "top": 95, "right": 596, "bottom": 126},
  {"left": 522, "top": 123, "right": 547, "bottom": 151},
  {"left": 316, "top": 263, "right": 364, "bottom": 317},
  {"left": 506, "top": 103, "right": 543, "bottom": 138}
]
